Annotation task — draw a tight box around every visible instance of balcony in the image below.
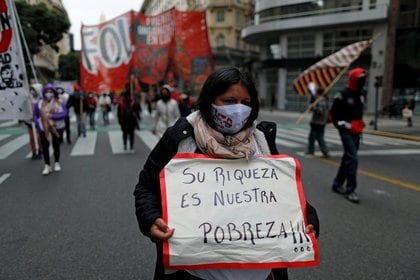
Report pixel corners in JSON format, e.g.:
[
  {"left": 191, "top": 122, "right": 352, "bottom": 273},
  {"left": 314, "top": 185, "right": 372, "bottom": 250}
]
[{"left": 242, "top": 3, "right": 388, "bottom": 43}]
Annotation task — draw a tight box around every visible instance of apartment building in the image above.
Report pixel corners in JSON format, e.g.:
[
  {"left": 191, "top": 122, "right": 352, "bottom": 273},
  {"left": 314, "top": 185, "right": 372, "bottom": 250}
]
[
  {"left": 140, "top": 0, "right": 258, "bottom": 71},
  {"left": 242, "top": 0, "right": 420, "bottom": 113}
]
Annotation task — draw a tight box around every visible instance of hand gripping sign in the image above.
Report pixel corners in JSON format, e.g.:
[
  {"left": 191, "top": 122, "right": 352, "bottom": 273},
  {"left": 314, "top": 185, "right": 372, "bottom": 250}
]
[{"left": 160, "top": 153, "right": 319, "bottom": 270}]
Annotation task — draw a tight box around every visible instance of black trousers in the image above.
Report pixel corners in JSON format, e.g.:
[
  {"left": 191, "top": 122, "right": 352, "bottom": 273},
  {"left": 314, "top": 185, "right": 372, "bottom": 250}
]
[{"left": 39, "top": 129, "right": 63, "bottom": 165}]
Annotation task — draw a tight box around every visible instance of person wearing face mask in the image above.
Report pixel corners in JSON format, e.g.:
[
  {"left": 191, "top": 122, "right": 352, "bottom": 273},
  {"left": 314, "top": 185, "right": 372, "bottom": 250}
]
[
  {"left": 33, "top": 83, "right": 68, "bottom": 175},
  {"left": 153, "top": 84, "right": 181, "bottom": 138},
  {"left": 330, "top": 67, "right": 367, "bottom": 203},
  {"left": 133, "top": 67, "right": 319, "bottom": 280}
]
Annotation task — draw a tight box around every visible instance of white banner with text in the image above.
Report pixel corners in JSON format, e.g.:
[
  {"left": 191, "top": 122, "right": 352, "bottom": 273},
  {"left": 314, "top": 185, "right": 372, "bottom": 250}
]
[{"left": 160, "top": 153, "right": 319, "bottom": 270}]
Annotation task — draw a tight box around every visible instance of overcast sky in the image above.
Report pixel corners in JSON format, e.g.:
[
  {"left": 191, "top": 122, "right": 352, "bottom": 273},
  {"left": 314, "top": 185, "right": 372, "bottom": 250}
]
[{"left": 62, "top": 1, "right": 144, "bottom": 50}]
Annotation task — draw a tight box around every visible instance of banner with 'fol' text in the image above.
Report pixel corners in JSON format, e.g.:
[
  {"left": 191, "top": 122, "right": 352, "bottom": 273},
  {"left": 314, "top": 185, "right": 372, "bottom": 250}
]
[{"left": 80, "top": 9, "right": 214, "bottom": 94}]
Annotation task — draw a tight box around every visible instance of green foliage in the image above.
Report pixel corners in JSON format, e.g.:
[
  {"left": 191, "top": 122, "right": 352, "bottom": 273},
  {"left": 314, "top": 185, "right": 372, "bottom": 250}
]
[
  {"left": 58, "top": 51, "right": 80, "bottom": 81},
  {"left": 15, "top": 0, "right": 70, "bottom": 55}
]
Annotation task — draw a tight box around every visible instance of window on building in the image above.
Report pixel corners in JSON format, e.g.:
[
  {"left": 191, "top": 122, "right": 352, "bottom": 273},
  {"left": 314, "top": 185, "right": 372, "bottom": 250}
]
[
  {"left": 270, "top": 44, "right": 282, "bottom": 59},
  {"left": 216, "top": 10, "right": 225, "bottom": 22},
  {"left": 216, "top": 34, "right": 225, "bottom": 47},
  {"left": 287, "top": 35, "right": 315, "bottom": 58},
  {"left": 322, "top": 29, "right": 372, "bottom": 56},
  {"left": 236, "top": 10, "right": 241, "bottom": 26}
]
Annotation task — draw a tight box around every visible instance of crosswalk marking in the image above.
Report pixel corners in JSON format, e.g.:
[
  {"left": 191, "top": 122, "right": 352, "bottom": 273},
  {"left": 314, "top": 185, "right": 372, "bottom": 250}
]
[
  {"left": 0, "top": 134, "right": 10, "bottom": 141},
  {"left": 70, "top": 111, "right": 115, "bottom": 123},
  {"left": 70, "top": 132, "right": 97, "bottom": 156},
  {"left": 297, "top": 148, "right": 420, "bottom": 157},
  {"left": 136, "top": 130, "right": 159, "bottom": 151},
  {"left": 0, "top": 173, "right": 11, "bottom": 184},
  {"left": 0, "top": 135, "right": 28, "bottom": 160},
  {"left": 0, "top": 126, "right": 419, "bottom": 160}
]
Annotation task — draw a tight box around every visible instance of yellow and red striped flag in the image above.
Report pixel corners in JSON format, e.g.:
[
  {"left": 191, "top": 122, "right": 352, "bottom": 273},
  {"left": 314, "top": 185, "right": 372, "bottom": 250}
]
[{"left": 292, "top": 40, "right": 371, "bottom": 95}]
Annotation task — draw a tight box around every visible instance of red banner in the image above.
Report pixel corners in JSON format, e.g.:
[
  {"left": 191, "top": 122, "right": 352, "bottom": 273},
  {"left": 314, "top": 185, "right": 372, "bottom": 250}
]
[
  {"left": 80, "top": 9, "right": 213, "bottom": 94},
  {"left": 80, "top": 11, "right": 134, "bottom": 94}
]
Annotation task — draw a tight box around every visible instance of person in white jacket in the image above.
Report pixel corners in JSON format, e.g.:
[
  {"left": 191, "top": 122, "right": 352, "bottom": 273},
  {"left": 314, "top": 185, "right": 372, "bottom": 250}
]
[{"left": 153, "top": 85, "right": 180, "bottom": 138}]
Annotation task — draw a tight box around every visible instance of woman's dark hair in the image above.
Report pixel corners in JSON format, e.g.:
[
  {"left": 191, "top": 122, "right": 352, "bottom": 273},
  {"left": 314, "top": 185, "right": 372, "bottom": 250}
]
[{"left": 197, "top": 66, "right": 259, "bottom": 130}]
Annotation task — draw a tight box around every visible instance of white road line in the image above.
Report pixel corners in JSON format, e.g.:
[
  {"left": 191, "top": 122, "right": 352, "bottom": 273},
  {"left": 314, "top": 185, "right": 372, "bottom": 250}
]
[
  {"left": 275, "top": 138, "right": 302, "bottom": 148},
  {"left": 0, "top": 134, "right": 10, "bottom": 141},
  {"left": 0, "top": 173, "right": 11, "bottom": 184},
  {"left": 108, "top": 131, "right": 134, "bottom": 154},
  {"left": 297, "top": 149, "right": 420, "bottom": 157},
  {"left": 70, "top": 132, "right": 97, "bottom": 156},
  {"left": 136, "top": 130, "right": 159, "bottom": 151},
  {"left": 0, "top": 120, "right": 18, "bottom": 128},
  {"left": 0, "top": 135, "right": 28, "bottom": 160}
]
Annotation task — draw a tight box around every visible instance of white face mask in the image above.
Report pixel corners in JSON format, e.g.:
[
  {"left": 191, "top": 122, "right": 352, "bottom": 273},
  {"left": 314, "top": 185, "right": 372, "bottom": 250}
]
[
  {"left": 211, "top": 103, "right": 252, "bottom": 134},
  {"left": 44, "top": 93, "right": 54, "bottom": 101}
]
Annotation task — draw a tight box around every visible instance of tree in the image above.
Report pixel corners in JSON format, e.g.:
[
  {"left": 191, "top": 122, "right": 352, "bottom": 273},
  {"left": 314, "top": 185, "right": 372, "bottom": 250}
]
[
  {"left": 58, "top": 51, "right": 80, "bottom": 81},
  {"left": 15, "top": 0, "right": 70, "bottom": 56}
]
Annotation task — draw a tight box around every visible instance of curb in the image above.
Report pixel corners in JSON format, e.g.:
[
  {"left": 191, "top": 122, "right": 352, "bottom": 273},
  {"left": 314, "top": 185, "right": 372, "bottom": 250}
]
[{"left": 364, "top": 130, "right": 420, "bottom": 142}]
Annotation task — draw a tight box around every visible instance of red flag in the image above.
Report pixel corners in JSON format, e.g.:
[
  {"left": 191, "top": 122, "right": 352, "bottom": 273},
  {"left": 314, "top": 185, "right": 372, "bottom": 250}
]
[{"left": 292, "top": 40, "right": 371, "bottom": 95}]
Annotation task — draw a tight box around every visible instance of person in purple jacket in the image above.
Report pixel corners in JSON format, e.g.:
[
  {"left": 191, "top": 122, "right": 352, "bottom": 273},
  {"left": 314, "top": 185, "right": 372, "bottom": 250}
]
[{"left": 33, "top": 83, "right": 68, "bottom": 175}]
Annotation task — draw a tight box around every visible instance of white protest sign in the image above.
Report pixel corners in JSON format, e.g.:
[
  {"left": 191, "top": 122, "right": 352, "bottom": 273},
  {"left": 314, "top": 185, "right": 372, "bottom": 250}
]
[{"left": 160, "top": 153, "right": 319, "bottom": 270}]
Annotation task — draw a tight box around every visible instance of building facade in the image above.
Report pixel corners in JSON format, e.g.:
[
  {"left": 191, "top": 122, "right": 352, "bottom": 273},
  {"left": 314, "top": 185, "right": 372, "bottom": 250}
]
[
  {"left": 140, "top": 0, "right": 259, "bottom": 71},
  {"left": 25, "top": 0, "right": 71, "bottom": 81},
  {"left": 242, "top": 0, "right": 419, "bottom": 114}
]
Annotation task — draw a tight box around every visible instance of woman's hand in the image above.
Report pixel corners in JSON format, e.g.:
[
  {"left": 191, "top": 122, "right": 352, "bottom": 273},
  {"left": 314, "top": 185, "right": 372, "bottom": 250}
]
[
  {"left": 305, "top": 224, "right": 316, "bottom": 236},
  {"left": 150, "top": 218, "right": 175, "bottom": 241}
]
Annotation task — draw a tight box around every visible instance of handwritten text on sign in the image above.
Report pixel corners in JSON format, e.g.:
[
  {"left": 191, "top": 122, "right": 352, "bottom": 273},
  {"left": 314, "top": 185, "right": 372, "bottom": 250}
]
[{"left": 160, "top": 153, "right": 319, "bottom": 269}]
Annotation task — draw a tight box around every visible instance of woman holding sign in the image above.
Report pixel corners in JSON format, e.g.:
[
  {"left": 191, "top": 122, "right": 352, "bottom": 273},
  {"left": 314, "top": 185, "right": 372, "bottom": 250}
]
[{"left": 134, "top": 67, "right": 319, "bottom": 280}]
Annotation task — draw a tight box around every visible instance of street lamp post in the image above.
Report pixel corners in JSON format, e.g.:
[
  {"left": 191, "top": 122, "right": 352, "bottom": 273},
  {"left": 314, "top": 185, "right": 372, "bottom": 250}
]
[{"left": 374, "top": 75, "right": 383, "bottom": 131}]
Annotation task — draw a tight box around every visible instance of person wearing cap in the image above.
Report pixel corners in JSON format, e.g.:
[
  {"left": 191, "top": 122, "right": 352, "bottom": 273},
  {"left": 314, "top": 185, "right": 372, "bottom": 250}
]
[
  {"left": 33, "top": 83, "right": 68, "bottom": 175},
  {"left": 330, "top": 67, "right": 367, "bottom": 203}
]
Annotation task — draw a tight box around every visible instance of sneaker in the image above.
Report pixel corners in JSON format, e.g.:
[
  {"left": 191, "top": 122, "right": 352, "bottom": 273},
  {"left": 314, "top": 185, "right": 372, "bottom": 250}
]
[
  {"left": 322, "top": 153, "right": 331, "bottom": 158},
  {"left": 347, "top": 192, "right": 360, "bottom": 203},
  {"left": 31, "top": 153, "right": 37, "bottom": 160},
  {"left": 332, "top": 186, "right": 347, "bottom": 195},
  {"left": 42, "top": 165, "right": 52, "bottom": 176},
  {"left": 54, "top": 162, "right": 61, "bottom": 172}
]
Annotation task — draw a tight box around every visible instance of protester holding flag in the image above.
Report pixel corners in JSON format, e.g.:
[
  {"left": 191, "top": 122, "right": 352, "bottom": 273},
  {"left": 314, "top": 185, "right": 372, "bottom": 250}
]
[
  {"left": 330, "top": 68, "right": 367, "bottom": 203},
  {"left": 23, "top": 84, "right": 43, "bottom": 160},
  {"left": 33, "top": 84, "right": 67, "bottom": 175},
  {"left": 134, "top": 67, "right": 319, "bottom": 280}
]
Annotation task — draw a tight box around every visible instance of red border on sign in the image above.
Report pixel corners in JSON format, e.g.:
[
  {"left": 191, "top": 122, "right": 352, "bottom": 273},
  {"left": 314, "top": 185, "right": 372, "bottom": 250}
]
[{"left": 160, "top": 153, "right": 319, "bottom": 270}]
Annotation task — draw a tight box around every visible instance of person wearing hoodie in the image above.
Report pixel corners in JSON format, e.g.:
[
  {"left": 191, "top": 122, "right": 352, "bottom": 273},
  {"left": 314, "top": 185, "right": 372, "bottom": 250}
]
[
  {"left": 33, "top": 84, "right": 68, "bottom": 176},
  {"left": 153, "top": 84, "right": 180, "bottom": 138},
  {"left": 330, "top": 67, "right": 367, "bottom": 203}
]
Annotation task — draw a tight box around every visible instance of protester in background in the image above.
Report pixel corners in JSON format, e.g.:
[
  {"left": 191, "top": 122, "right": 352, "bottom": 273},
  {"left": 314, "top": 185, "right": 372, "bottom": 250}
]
[
  {"left": 306, "top": 87, "right": 330, "bottom": 158},
  {"left": 86, "top": 93, "right": 97, "bottom": 130},
  {"left": 117, "top": 87, "right": 140, "bottom": 151},
  {"left": 153, "top": 84, "right": 180, "bottom": 138},
  {"left": 330, "top": 67, "right": 367, "bottom": 203},
  {"left": 99, "top": 92, "right": 112, "bottom": 125},
  {"left": 56, "top": 87, "right": 72, "bottom": 144},
  {"left": 33, "top": 84, "right": 67, "bottom": 175},
  {"left": 24, "top": 83, "right": 43, "bottom": 159},
  {"left": 67, "top": 84, "right": 87, "bottom": 137},
  {"left": 402, "top": 103, "right": 413, "bottom": 127},
  {"left": 178, "top": 91, "right": 193, "bottom": 117},
  {"left": 134, "top": 67, "right": 319, "bottom": 280}
]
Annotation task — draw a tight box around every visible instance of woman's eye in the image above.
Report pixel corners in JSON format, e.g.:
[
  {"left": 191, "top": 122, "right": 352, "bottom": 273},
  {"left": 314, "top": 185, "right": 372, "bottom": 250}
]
[{"left": 242, "top": 101, "right": 251, "bottom": 106}]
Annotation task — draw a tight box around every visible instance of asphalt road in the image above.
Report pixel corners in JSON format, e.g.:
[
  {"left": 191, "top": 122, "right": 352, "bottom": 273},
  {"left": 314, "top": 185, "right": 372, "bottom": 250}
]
[{"left": 0, "top": 110, "right": 419, "bottom": 280}]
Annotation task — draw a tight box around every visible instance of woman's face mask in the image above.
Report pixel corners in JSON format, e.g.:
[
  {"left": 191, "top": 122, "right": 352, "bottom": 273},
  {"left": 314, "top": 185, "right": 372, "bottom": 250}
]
[
  {"left": 44, "top": 92, "right": 54, "bottom": 101},
  {"left": 211, "top": 103, "right": 252, "bottom": 134}
]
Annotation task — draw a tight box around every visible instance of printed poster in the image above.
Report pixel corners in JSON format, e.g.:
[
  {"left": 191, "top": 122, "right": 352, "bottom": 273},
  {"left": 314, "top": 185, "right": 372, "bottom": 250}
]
[{"left": 0, "top": 0, "right": 31, "bottom": 120}]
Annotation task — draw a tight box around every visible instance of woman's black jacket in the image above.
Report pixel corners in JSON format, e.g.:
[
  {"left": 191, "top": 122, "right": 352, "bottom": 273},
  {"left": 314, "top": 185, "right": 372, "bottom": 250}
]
[{"left": 133, "top": 118, "right": 319, "bottom": 280}]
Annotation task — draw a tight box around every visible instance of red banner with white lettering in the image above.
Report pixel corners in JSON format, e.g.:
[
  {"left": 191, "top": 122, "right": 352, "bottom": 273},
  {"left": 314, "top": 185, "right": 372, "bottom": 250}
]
[
  {"left": 80, "top": 9, "right": 213, "bottom": 94},
  {"left": 80, "top": 11, "right": 134, "bottom": 94}
]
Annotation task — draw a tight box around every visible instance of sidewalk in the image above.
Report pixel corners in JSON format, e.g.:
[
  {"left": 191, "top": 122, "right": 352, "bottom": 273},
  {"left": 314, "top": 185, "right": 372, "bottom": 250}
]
[{"left": 259, "top": 109, "right": 420, "bottom": 142}]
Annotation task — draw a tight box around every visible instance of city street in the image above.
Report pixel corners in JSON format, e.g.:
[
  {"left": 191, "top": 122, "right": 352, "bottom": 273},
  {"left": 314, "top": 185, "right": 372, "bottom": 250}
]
[{"left": 0, "top": 110, "right": 419, "bottom": 280}]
